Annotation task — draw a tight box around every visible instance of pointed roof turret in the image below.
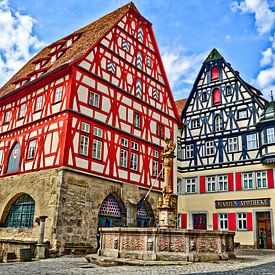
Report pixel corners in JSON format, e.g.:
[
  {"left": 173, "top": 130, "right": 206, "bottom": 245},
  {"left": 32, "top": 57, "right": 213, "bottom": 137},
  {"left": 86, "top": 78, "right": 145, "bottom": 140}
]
[
  {"left": 204, "top": 48, "right": 223, "bottom": 63},
  {"left": 258, "top": 91, "right": 275, "bottom": 123}
]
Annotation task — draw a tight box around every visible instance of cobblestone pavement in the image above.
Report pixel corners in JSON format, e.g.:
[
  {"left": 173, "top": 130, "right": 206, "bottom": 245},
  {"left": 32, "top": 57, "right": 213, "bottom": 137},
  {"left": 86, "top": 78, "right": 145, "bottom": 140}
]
[{"left": 1, "top": 249, "right": 275, "bottom": 275}]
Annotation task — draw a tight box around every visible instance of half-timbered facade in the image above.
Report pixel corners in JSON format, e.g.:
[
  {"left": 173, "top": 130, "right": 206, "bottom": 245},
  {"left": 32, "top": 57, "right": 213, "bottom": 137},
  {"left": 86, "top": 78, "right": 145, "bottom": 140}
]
[
  {"left": 0, "top": 3, "right": 180, "bottom": 256},
  {"left": 177, "top": 49, "right": 275, "bottom": 249}
]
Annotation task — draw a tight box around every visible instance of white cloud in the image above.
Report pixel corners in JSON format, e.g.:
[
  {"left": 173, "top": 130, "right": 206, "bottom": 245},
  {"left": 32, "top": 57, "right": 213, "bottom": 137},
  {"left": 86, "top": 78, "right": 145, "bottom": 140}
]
[
  {"left": 225, "top": 34, "right": 231, "bottom": 40},
  {"left": 232, "top": 0, "right": 275, "bottom": 96},
  {"left": 0, "top": 0, "right": 43, "bottom": 88},
  {"left": 161, "top": 47, "right": 206, "bottom": 99}
]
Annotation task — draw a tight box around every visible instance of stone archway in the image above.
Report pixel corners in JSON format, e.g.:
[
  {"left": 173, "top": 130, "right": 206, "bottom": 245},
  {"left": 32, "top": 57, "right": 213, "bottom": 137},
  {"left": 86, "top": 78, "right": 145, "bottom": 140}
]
[
  {"left": 136, "top": 198, "right": 155, "bottom": 227},
  {"left": 98, "top": 193, "right": 126, "bottom": 227}
]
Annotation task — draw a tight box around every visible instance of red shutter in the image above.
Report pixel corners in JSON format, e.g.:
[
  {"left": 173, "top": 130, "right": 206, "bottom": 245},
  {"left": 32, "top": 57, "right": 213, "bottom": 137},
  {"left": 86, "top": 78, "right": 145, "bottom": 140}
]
[
  {"left": 213, "top": 213, "right": 218, "bottom": 230},
  {"left": 228, "top": 173, "right": 234, "bottom": 191},
  {"left": 267, "top": 169, "right": 274, "bottom": 189},
  {"left": 211, "top": 66, "right": 219, "bottom": 81},
  {"left": 228, "top": 213, "right": 236, "bottom": 231},
  {"left": 181, "top": 213, "right": 187, "bottom": 229},
  {"left": 200, "top": 176, "right": 205, "bottom": 193},
  {"left": 235, "top": 172, "right": 242, "bottom": 190},
  {"left": 213, "top": 88, "right": 221, "bottom": 105},
  {"left": 247, "top": 212, "right": 253, "bottom": 231}
]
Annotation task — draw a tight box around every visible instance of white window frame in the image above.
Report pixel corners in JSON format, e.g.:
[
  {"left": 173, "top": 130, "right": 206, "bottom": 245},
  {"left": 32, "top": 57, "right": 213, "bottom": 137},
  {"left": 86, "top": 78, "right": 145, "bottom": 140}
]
[
  {"left": 131, "top": 141, "right": 138, "bottom": 151},
  {"left": 256, "top": 171, "right": 267, "bottom": 188},
  {"left": 206, "top": 176, "right": 216, "bottom": 192},
  {"left": 153, "top": 150, "right": 159, "bottom": 158},
  {"left": 267, "top": 128, "right": 275, "bottom": 144},
  {"left": 238, "top": 109, "right": 248, "bottom": 120},
  {"left": 191, "top": 118, "right": 200, "bottom": 129},
  {"left": 218, "top": 175, "right": 228, "bottom": 191},
  {"left": 54, "top": 86, "right": 63, "bottom": 103},
  {"left": 186, "top": 144, "right": 194, "bottom": 159},
  {"left": 214, "top": 115, "right": 222, "bottom": 132},
  {"left": 89, "top": 91, "right": 100, "bottom": 108},
  {"left": 228, "top": 137, "right": 238, "bottom": 153},
  {"left": 205, "top": 141, "right": 215, "bottom": 156},
  {"left": 177, "top": 178, "right": 182, "bottom": 194},
  {"left": 19, "top": 103, "right": 26, "bottom": 119},
  {"left": 80, "top": 135, "right": 89, "bottom": 156},
  {"left": 130, "top": 152, "right": 138, "bottom": 171},
  {"left": 121, "top": 138, "right": 128, "bottom": 147},
  {"left": 4, "top": 111, "right": 11, "bottom": 123},
  {"left": 92, "top": 139, "right": 102, "bottom": 160},
  {"left": 152, "top": 160, "right": 158, "bottom": 177},
  {"left": 247, "top": 134, "right": 257, "bottom": 150},
  {"left": 219, "top": 213, "right": 228, "bottom": 230},
  {"left": 242, "top": 172, "right": 254, "bottom": 190},
  {"left": 81, "top": 122, "right": 90, "bottom": 133},
  {"left": 35, "top": 95, "right": 43, "bottom": 112},
  {"left": 120, "top": 149, "right": 128, "bottom": 168},
  {"left": 134, "top": 113, "right": 141, "bottom": 129},
  {"left": 237, "top": 213, "right": 247, "bottom": 231},
  {"left": 186, "top": 178, "right": 197, "bottom": 194},
  {"left": 93, "top": 127, "right": 103, "bottom": 138},
  {"left": 27, "top": 140, "right": 36, "bottom": 159}
]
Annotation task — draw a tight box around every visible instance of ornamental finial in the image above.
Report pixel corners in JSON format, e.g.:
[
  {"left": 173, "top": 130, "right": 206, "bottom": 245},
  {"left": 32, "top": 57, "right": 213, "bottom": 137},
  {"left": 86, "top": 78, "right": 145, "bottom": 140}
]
[{"left": 271, "top": 90, "right": 274, "bottom": 101}]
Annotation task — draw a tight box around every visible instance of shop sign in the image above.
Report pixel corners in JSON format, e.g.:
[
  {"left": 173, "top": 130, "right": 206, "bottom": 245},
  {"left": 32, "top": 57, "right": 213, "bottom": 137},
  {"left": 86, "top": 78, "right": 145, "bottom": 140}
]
[{"left": 215, "top": 198, "right": 271, "bottom": 209}]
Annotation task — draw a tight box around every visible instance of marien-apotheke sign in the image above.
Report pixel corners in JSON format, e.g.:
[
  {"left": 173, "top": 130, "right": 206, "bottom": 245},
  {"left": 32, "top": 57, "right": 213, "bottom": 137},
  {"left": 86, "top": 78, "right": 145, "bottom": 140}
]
[{"left": 215, "top": 198, "right": 271, "bottom": 209}]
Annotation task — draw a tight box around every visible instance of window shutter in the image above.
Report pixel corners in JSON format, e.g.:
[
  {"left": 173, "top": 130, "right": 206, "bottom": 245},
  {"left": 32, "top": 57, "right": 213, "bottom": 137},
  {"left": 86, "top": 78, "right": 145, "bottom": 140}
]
[
  {"left": 228, "top": 213, "right": 236, "bottom": 231},
  {"left": 228, "top": 173, "right": 234, "bottom": 191},
  {"left": 200, "top": 176, "right": 205, "bottom": 193},
  {"left": 247, "top": 212, "right": 253, "bottom": 231},
  {"left": 235, "top": 172, "right": 242, "bottom": 190},
  {"left": 267, "top": 169, "right": 274, "bottom": 189},
  {"left": 213, "top": 213, "right": 218, "bottom": 230},
  {"left": 181, "top": 213, "right": 187, "bottom": 229}
]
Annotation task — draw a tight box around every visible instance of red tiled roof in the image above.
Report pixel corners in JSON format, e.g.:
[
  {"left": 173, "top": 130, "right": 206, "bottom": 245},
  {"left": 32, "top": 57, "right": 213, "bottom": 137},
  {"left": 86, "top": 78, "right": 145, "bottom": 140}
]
[
  {"left": 175, "top": 98, "right": 187, "bottom": 116},
  {"left": 0, "top": 2, "right": 139, "bottom": 97}
]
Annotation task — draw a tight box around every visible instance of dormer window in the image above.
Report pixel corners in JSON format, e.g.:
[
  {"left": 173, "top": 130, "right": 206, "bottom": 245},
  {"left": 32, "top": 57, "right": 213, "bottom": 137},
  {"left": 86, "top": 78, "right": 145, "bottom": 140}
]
[
  {"left": 211, "top": 66, "right": 219, "bottom": 81},
  {"left": 213, "top": 88, "right": 221, "bottom": 106}
]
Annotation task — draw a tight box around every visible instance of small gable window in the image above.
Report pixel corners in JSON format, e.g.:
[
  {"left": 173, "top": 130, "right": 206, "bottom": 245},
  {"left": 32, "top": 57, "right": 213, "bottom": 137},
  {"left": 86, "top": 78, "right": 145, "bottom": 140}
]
[
  {"left": 35, "top": 95, "right": 43, "bottom": 112},
  {"left": 19, "top": 103, "right": 26, "bottom": 119},
  {"left": 226, "top": 85, "right": 232, "bottom": 96},
  {"left": 54, "top": 86, "right": 63, "bottom": 103},
  {"left": 211, "top": 66, "right": 219, "bottom": 81},
  {"left": 213, "top": 88, "right": 221, "bottom": 106},
  {"left": 202, "top": 91, "right": 207, "bottom": 102}
]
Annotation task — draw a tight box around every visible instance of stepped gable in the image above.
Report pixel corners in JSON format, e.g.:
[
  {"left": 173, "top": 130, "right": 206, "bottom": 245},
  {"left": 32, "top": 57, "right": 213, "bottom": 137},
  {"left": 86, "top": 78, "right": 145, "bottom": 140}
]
[{"left": 0, "top": 2, "right": 139, "bottom": 97}]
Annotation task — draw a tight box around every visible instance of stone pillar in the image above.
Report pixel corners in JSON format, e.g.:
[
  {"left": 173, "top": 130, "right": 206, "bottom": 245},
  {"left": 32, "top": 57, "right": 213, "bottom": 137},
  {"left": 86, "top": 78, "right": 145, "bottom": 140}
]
[
  {"left": 36, "top": 216, "right": 48, "bottom": 259},
  {"left": 157, "top": 138, "right": 177, "bottom": 228}
]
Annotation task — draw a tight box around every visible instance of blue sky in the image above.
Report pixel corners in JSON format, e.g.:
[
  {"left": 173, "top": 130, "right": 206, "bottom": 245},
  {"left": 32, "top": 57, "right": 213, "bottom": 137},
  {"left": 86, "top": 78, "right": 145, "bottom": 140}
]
[{"left": 0, "top": 0, "right": 274, "bottom": 100}]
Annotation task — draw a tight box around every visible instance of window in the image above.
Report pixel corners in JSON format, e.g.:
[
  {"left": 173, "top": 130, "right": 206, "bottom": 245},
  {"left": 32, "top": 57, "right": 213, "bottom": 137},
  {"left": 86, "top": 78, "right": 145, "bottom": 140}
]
[
  {"left": 54, "top": 86, "right": 63, "bottom": 103},
  {"left": 242, "top": 173, "right": 253, "bottom": 189},
  {"left": 130, "top": 152, "right": 138, "bottom": 171},
  {"left": 152, "top": 89, "right": 159, "bottom": 101},
  {"left": 219, "top": 213, "right": 228, "bottom": 230},
  {"left": 211, "top": 66, "right": 219, "bottom": 81},
  {"left": 136, "top": 78, "right": 142, "bottom": 98},
  {"left": 205, "top": 141, "right": 215, "bottom": 156},
  {"left": 35, "top": 95, "right": 43, "bottom": 112},
  {"left": 177, "top": 178, "right": 182, "bottom": 194},
  {"left": 160, "top": 163, "right": 164, "bottom": 178},
  {"left": 89, "top": 91, "right": 100, "bottom": 108},
  {"left": 237, "top": 213, "right": 247, "bottom": 231},
  {"left": 81, "top": 122, "right": 90, "bottom": 133},
  {"left": 4, "top": 111, "right": 11, "bottom": 123},
  {"left": 157, "top": 123, "right": 164, "bottom": 138},
  {"left": 152, "top": 160, "right": 158, "bottom": 177},
  {"left": 186, "top": 144, "right": 194, "bottom": 159},
  {"left": 92, "top": 139, "right": 102, "bottom": 160},
  {"left": 228, "top": 137, "right": 238, "bottom": 152},
  {"left": 122, "top": 40, "right": 130, "bottom": 52},
  {"left": 256, "top": 171, "right": 267, "bottom": 188},
  {"left": 107, "top": 60, "right": 116, "bottom": 74},
  {"left": 226, "top": 85, "right": 232, "bottom": 96},
  {"left": 136, "top": 51, "right": 142, "bottom": 70},
  {"left": 191, "top": 118, "right": 200, "bottom": 129},
  {"left": 153, "top": 150, "right": 158, "bottom": 158},
  {"left": 5, "top": 194, "right": 35, "bottom": 228},
  {"left": 137, "top": 26, "right": 143, "bottom": 42},
  {"left": 93, "top": 127, "right": 103, "bottom": 138},
  {"left": 131, "top": 141, "right": 138, "bottom": 150},
  {"left": 134, "top": 113, "right": 141, "bottom": 129},
  {"left": 213, "top": 88, "right": 221, "bottom": 106},
  {"left": 218, "top": 175, "right": 228, "bottom": 191},
  {"left": 206, "top": 176, "right": 216, "bottom": 192},
  {"left": 267, "top": 128, "right": 275, "bottom": 144},
  {"left": 146, "top": 56, "right": 151, "bottom": 68},
  {"left": 80, "top": 135, "right": 89, "bottom": 156},
  {"left": 186, "top": 178, "right": 196, "bottom": 193},
  {"left": 121, "top": 138, "right": 128, "bottom": 147},
  {"left": 120, "top": 149, "right": 128, "bottom": 168},
  {"left": 19, "top": 104, "right": 26, "bottom": 119},
  {"left": 238, "top": 109, "right": 248, "bottom": 120},
  {"left": 202, "top": 91, "right": 207, "bottom": 102},
  {"left": 27, "top": 140, "right": 36, "bottom": 159},
  {"left": 247, "top": 134, "right": 257, "bottom": 150},
  {"left": 214, "top": 115, "right": 223, "bottom": 132}
]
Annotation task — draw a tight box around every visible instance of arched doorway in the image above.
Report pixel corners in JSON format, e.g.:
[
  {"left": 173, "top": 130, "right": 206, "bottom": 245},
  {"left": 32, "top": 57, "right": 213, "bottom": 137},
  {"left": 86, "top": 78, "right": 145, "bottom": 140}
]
[
  {"left": 98, "top": 193, "right": 126, "bottom": 227},
  {"left": 136, "top": 199, "right": 154, "bottom": 227}
]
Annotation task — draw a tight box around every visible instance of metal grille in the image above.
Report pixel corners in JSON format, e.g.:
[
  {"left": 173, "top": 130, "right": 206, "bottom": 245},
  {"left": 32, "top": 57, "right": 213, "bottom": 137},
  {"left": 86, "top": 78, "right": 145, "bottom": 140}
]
[
  {"left": 5, "top": 195, "right": 35, "bottom": 228},
  {"left": 99, "top": 195, "right": 121, "bottom": 217},
  {"left": 137, "top": 201, "right": 148, "bottom": 218}
]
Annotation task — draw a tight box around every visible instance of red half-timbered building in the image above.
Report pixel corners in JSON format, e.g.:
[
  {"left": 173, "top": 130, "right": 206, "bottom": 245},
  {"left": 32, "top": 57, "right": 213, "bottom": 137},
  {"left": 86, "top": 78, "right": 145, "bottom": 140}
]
[{"left": 0, "top": 3, "right": 180, "bottom": 255}]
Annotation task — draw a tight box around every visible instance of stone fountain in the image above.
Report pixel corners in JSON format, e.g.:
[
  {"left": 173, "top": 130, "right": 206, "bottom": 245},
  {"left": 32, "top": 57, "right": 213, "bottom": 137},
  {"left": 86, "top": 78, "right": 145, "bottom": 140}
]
[{"left": 97, "top": 139, "right": 235, "bottom": 262}]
